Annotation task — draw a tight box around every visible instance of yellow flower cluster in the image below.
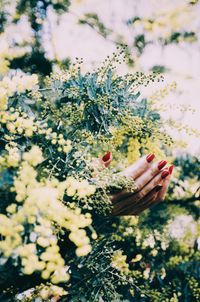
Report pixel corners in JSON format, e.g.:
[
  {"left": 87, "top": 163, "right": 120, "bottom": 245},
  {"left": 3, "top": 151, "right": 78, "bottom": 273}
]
[
  {"left": 122, "top": 216, "right": 139, "bottom": 227},
  {"left": 39, "top": 284, "right": 67, "bottom": 301},
  {"left": 143, "top": 138, "right": 166, "bottom": 160},
  {"left": 0, "top": 109, "right": 73, "bottom": 155},
  {"left": 110, "top": 117, "right": 145, "bottom": 148},
  {"left": 127, "top": 138, "right": 141, "bottom": 164},
  {"left": 0, "top": 147, "right": 94, "bottom": 283},
  {"left": 0, "top": 73, "right": 38, "bottom": 110},
  {"left": 0, "top": 143, "right": 21, "bottom": 168},
  {"left": 16, "top": 284, "right": 68, "bottom": 301},
  {"left": 40, "top": 130, "right": 72, "bottom": 153},
  {"left": 127, "top": 136, "right": 166, "bottom": 163},
  {"left": 111, "top": 250, "right": 129, "bottom": 274},
  {"left": 65, "top": 176, "right": 96, "bottom": 198},
  {"left": 149, "top": 82, "right": 177, "bottom": 106},
  {"left": 0, "top": 109, "right": 39, "bottom": 137},
  {"left": 110, "top": 126, "right": 125, "bottom": 147},
  {"left": 134, "top": 4, "right": 195, "bottom": 40},
  {"left": 23, "top": 146, "right": 44, "bottom": 166},
  {"left": 0, "top": 33, "right": 29, "bottom": 75},
  {"left": 131, "top": 254, "right": 142, "bottom": 263}
]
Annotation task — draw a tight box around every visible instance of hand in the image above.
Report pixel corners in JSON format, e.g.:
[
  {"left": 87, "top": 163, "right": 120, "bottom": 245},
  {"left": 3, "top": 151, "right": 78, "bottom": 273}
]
[{"left": 110, "top": 154, "right": 174, "bottom": 215}]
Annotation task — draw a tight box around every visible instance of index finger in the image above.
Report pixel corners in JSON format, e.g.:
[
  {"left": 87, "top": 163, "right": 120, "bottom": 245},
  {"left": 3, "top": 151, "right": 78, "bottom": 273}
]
[
  {"left": 122, "top": 153, "right": 155, "bottom": 179},
  {"left": 157, "top": 165, "right": 174, "bottom": 201}
]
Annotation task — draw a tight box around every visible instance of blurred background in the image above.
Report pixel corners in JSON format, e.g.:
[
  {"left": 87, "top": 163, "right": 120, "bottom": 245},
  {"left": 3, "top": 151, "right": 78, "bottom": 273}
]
[{"left": 1, "top": 0, "right": 200, "bottom": 154}]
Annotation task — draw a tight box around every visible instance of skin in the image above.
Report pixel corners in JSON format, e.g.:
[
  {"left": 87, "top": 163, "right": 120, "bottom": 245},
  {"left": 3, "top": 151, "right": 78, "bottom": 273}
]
[{"left": 101, "top": 155, "right": 172, "bottom": 216}]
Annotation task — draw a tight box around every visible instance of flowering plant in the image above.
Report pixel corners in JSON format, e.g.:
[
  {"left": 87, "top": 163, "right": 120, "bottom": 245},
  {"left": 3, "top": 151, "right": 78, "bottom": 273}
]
[{"left": 0, "top": 53, "right": 199, "bottom": 302}]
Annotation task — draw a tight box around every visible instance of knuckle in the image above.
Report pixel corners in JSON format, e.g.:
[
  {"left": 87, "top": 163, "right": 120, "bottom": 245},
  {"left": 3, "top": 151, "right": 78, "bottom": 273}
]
[
  {"left": 135, "top": 181, "right": 142, "bottom": 191},
  {"left": 149, "top": 169, "right": 156, "bottom": 177},
  {"left": 149, "top": 165, "right": 158, "bottom": 177},
  {"left": 138, "top": 190, "right": 145, "bottom": 199},
  {"left": 153, "top": 178, "right": 160, "bottom": 187}
]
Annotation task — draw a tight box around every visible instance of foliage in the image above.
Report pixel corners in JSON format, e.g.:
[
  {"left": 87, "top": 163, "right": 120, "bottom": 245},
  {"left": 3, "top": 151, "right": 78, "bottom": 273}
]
[
  {"left": 0, "top": 1, "right": 199, "bottom": 302},
  {"left": 0, "top": 0, "right": 71, "bottom": 76}
]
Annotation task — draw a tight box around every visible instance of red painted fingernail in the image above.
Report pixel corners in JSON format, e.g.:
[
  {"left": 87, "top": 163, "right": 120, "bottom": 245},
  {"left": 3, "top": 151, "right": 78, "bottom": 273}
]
[
  {"left": 102, "top": 152, "right": 111, "bottom": 162},
  {"left": 158, "top": 160, "right": 167, "bottom": 170},
  {"left": 169, "top": 165, "right": 174, "bottom": 174},
  {"left": 161, "top": 169, "right": 170, "bottom": 179},
  {"left": 146, "top": 153, "right": 155, "bottom": 163}
]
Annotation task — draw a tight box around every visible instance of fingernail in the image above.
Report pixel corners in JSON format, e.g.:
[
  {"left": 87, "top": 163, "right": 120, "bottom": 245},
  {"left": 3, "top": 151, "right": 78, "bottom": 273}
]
[
  {"left": 155, "top": 185, "right": 163, "bottom": 192},
  {"left": 161, "top": 169, "right": 170, "bottom": 179},
  {"left": 102, "top": 152, "right": 111, "bottom": 162},
  {"left": 169, "top": 165, "right": 174, "bottom": 174},
  {"left": 158, "top": 160, "right": 167, "bottom": 170},
  {"left": 146, "top": 153, "right": 155, "bottom": 163}
]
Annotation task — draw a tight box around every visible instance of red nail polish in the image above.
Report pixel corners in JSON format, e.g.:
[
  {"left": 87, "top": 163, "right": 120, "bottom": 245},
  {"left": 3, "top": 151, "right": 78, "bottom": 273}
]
[
  {"left": 102, "top": 152, "right": 111, "bottom": 162},
  {"left": 158, "top": 160, "right": 167, "bottom": 170},
  {"left": 169, "top": 165, "right": 174, "bottom": 174},
  {"left": 161, "top": 169, "right": 170, "bottom": 179},
  {"left": 146, "top": 153, "right": 155, "bottom": 163}
]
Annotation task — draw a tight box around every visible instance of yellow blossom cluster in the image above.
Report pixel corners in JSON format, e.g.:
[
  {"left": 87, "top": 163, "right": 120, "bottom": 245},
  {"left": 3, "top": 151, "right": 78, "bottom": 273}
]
[
  {"left": 111, "top": 250, "right": 129, "bottom": 274},
  {"left": 16, "top": 284, "right": 68, "bottom": 301},
  {"left": 39, "top": 130, "right": 72, "bottom": 154},
  {"left": 0, "top": 109, "right": 73, "bottom": 155},
  {"left": 0, "top": 33, "right": 30, "bottom": 75},
  {"left": 127, "top": 137, "right": 166, "bottom": 163},
  {"left": 122, "top": 216, "right": 139, "bottom": 227},
  {"left": 65, "top": 176, "right": 96, "bottom": 198},
  {"left": 23, "top": 146, "right": 44, "bottom": 166},
  {"left": 0, "top": 73, "right": 38, "bottom": 110},
  {"left": 131, "top": 254, "right": 142, "bottom": 263},
  {"left": 39, "top": 284, "right": 68, "bottom": 301},
  {"left": 127, "top": 138, "right": 141, "bottom": 164},
  {"left": 0, "top": 109, "right": 39, "bottom": 137},
  {"left": 167, "top": 119, "right": 200, "bottom": 139},
  {"left": 110, "top": 116, "right": 145, "bottom": 148},
  {"left": 0, "top": 142, "right": 21, "bottom": 168},
  {"left": 0, "top": 143, "right": 42, "bottom": 171},
  {"left": 0, "top": 147, "right": 95, "bottom": 283},
  {"left": 134, "top": 3, "right": 195, "bottom": 40},
  {"left": 149, "top": 82, "right": 177, "bottom": 106},
  {"left": 143, "top": 138, "right": 166, "bottom": 160}
]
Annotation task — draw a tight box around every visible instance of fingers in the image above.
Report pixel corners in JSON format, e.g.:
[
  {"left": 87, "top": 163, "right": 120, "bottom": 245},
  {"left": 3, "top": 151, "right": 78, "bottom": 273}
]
[
  {"left": 112, "top": 157, "right": 167, "bottom": 203},
  {"left": 136, "top": 168, "right": 169, "bottom": 199},
  {"left": 112, "top": 168, "right": 169, "bottom": 215},
  {"left": 157, "top": 165, "right": 174, "bottom": 201},
  {"left": 122, "top": 153, "right": 155, "bottom": 179},
  {"left": 135, "top": 160, "right": 167, "bottom": 190},
  {"left": 112, "top": 165, "right": 174, "bottom": 216},
  {"left": 135, "top": 166, "right": 174, "bottom": 214},
  {"left": 112, "top": 186, "right": 161, "bottom": 216},
  {"left": 130, "top": 185, "right": 162, "bottom": 215}
]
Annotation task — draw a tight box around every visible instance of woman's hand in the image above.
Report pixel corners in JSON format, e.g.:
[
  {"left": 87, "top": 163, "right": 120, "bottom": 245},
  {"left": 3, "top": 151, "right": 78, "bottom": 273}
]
[{"left": 107, "top": 153, "right": 173, "bottom": 216}]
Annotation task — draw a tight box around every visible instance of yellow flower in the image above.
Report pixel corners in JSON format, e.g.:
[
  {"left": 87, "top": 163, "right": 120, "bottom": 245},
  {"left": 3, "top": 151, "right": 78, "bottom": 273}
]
[
  {"left": 127, "top": 138, "right": 141, "bottom": 164},
  {"left": 131, "top": 254, "right": 142, "bottom": 262},
  {"left": 7, "top": 147, "right": 20, "bottom": 167},
  {"left": 23, "top": 146, "right": 44, "bottom": 166},
  {"left": 0, "top": 148, "right": 94, "bottom": 284},
  {"left": 75, "top": 244, "right": 92, "bottom": 257},
  {"left": 0, "top": 74, "right": 38, "bottom": 111},
  {"left": 111, "top": 250, "right": 129, "bottom": 274}
]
